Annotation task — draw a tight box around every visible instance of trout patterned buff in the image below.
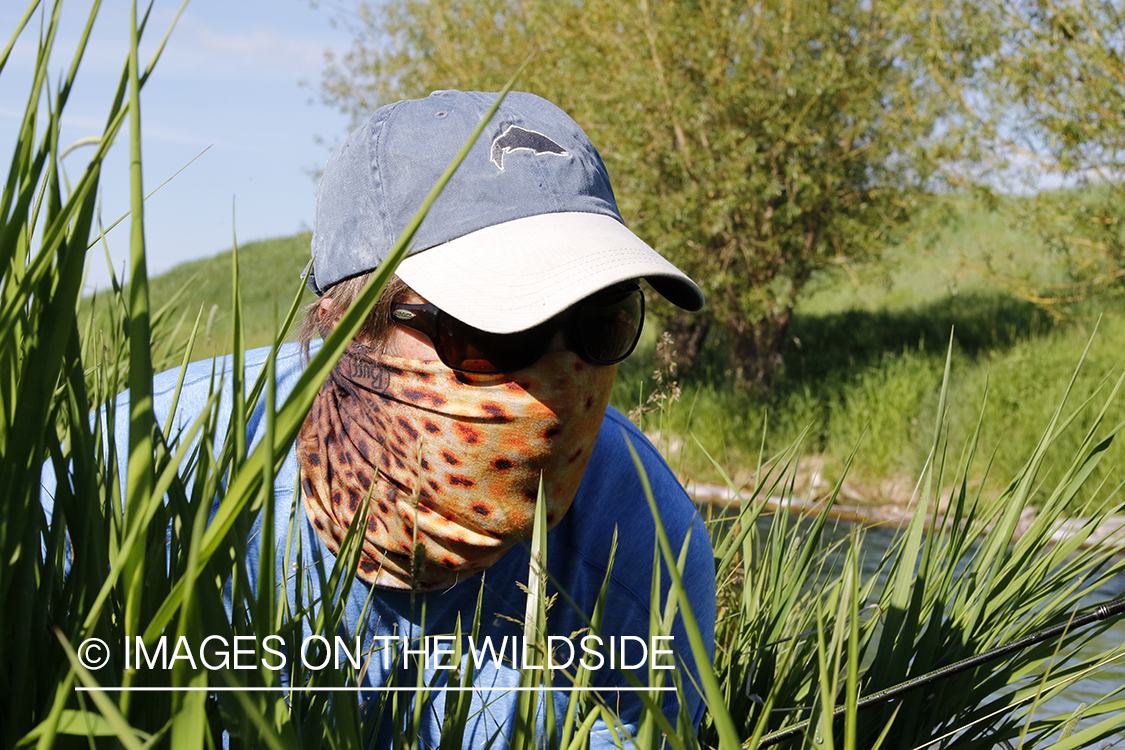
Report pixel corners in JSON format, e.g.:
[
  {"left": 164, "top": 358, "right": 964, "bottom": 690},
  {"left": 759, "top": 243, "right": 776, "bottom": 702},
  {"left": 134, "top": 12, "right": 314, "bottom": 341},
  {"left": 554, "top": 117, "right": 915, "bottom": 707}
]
[{"left": 297, "top": 345, "right": 615, "bottom": 590}]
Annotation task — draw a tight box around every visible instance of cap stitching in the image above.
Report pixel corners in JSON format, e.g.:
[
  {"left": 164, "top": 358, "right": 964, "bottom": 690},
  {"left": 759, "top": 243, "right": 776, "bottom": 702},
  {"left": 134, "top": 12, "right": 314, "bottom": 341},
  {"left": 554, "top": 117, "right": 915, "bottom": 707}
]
[{"left": 370, "top": 102, "right": 400, "bottom": 267}]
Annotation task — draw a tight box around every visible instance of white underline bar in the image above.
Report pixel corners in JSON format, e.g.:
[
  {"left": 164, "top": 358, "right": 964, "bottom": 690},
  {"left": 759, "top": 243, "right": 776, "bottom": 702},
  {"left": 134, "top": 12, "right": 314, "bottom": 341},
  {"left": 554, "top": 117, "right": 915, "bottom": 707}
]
[{"left": 76, "top": 686, "right": 676, "bottom": 693}]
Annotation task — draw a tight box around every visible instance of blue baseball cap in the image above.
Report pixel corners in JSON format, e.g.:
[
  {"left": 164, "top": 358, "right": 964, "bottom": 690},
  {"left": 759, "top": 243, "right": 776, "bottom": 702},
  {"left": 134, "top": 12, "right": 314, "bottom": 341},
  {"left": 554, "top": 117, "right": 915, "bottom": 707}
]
[{"left": 309, "top": 90, "right": 704, "bottom": 334}]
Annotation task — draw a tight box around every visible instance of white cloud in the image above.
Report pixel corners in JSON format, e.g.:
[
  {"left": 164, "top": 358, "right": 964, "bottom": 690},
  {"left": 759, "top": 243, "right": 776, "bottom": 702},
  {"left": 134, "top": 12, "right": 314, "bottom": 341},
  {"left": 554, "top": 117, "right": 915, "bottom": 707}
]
[
  {"left": 0, "top": 3, "right": 341, "bottom": 85},
  {"left": 173, "top": 14, "right": 329, "bottom": 75},
  {"left": 0, "top": 106, "right": 251, "bottom": 152}
]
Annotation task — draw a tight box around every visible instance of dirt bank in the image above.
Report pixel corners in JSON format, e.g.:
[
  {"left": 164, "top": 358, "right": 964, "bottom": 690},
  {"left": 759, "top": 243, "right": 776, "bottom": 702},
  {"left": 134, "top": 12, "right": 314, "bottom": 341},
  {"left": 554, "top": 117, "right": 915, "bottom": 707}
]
[{"left": 684, "top": 479, "right": 1125, "bottom": 550}]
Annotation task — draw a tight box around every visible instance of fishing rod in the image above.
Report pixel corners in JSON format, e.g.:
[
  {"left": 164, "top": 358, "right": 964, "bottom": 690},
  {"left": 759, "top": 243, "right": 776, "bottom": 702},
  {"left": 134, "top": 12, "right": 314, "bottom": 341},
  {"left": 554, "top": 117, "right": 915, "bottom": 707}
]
[{"left": 748, "top": 595, "right": 1125, "bottom": 749}]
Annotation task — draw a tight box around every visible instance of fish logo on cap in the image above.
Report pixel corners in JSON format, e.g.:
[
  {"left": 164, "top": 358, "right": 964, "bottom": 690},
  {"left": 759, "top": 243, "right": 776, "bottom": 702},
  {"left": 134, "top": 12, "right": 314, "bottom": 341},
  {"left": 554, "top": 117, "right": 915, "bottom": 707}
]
[{"left": 490, "top": 125, "right": 569, "bottom": 171}]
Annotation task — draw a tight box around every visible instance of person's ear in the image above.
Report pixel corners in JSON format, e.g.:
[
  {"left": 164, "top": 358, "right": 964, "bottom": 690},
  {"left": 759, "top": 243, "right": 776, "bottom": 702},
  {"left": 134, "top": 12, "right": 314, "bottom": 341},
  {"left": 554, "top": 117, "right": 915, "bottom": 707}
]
[{"left": 317, "top": 297, "right": 339, "bottom": 334}]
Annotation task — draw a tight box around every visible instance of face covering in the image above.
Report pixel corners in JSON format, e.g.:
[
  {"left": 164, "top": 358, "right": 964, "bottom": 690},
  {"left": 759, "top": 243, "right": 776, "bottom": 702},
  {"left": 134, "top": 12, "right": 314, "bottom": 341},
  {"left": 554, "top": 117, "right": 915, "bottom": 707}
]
[{"left": 296, "top": 345, "right": 615, "bottom": 591}]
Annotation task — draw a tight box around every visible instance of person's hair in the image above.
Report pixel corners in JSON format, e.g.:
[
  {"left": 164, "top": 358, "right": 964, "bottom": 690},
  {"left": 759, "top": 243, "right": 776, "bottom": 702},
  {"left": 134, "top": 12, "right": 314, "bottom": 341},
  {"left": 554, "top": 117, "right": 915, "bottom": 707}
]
[{"left": 298, "top": 273, "right": 412, "bottom": 360}]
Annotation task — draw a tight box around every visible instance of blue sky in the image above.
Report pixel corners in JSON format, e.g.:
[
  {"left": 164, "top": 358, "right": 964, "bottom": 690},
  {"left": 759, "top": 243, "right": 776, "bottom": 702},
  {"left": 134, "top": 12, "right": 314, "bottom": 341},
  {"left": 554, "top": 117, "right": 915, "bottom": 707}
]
[{"left": 2, "top": 0, "right": 361, "bottom": 292}]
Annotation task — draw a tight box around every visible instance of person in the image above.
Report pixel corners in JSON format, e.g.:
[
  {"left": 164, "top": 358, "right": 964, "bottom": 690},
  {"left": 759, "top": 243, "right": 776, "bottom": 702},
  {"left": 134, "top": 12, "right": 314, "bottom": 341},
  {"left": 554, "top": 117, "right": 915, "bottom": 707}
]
[{"left": 60, "top": 90, "right": 716, "bottom": 747}]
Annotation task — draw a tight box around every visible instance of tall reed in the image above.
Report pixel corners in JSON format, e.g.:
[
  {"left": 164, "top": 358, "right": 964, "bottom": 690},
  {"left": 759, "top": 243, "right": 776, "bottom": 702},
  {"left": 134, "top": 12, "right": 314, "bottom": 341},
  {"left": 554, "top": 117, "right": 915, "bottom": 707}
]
[{"left": 699, "top": 337, "right": 1125, "bottom": 748}]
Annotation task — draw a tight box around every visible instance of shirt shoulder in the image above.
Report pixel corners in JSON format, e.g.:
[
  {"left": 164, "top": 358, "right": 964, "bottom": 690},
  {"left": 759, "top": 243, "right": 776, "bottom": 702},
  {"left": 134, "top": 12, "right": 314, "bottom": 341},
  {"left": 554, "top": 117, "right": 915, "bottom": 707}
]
[
  {"left": 553, "top": 404, "right": 714, "bottom": 600},
  {"left": 581, "top": 404, "right": 699, "bottom": 527},
  {"left": 140, "top": 342, "right": 308, "bottom": 439}
]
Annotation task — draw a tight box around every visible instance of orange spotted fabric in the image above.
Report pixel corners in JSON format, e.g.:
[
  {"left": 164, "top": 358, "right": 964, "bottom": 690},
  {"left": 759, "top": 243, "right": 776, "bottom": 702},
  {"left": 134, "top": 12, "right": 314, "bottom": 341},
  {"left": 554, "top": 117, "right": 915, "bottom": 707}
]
[{"left": 296, "top": 345, "right": 615, "bottom": 591}]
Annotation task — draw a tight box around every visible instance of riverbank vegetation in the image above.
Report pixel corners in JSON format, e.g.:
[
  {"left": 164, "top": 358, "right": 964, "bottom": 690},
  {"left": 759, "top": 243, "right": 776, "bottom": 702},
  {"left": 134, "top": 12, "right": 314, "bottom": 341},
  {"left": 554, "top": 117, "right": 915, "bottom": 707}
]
[{"left": 112, "top": 200, "right": 1125, "bottom": 510}]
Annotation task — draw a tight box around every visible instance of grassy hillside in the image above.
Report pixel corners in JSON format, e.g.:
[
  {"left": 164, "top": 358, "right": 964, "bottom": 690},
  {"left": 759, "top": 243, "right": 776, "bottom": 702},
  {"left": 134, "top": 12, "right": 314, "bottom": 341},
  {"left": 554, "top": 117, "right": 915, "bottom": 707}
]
[
  {"left": 108, "top": 205, "right": 1125, "bottom": 504},
  {"left": 83, "top": 233, "right": 318, "bottom": 364}
]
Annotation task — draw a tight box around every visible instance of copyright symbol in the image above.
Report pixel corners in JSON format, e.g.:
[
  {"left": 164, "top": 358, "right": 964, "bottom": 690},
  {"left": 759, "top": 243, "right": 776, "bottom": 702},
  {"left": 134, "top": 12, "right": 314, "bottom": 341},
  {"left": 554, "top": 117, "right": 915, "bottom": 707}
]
[{"left": 77, "top": 638, "right": 110, "bottom": 670}]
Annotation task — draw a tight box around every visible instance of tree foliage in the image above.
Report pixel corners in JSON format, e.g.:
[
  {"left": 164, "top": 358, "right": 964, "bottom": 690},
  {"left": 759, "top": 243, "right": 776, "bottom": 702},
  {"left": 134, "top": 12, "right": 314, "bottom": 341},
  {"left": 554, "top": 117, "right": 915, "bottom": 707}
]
[
  {"left": 321, "top": 0, "right": 972, "bottom": 386},
  {"left": 944, "top": 0, "right": 1125, "bottom": 312}
]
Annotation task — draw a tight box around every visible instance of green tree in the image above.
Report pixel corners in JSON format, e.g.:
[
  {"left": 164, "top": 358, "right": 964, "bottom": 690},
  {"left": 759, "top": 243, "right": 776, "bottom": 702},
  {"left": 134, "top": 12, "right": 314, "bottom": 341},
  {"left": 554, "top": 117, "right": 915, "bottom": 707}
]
[
  {"left": 321, "top": 0, "right": 970, "bottom": 386},
  {"left": 945, "top": 0, "right": 1125, "bottom": 312}
]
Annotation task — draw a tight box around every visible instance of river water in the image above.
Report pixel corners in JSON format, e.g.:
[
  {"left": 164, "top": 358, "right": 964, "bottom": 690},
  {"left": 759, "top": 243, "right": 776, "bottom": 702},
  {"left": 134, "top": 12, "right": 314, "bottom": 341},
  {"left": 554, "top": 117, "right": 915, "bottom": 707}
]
[{"left": 754, "top": 513, "right": 1125, "bottom": 743}]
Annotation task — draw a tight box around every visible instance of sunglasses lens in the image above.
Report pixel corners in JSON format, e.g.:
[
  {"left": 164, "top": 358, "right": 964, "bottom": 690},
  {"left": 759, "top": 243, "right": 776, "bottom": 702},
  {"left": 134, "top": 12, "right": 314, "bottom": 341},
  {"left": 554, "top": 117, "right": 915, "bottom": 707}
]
[
  {"left": 396, "top": 285, "right": 644, "bottom": 373},
  {"left": 577, "top": 287, "right": 644, "bottom": 364},
  {"left": 436, "top": 316, "right": 546, "bottom": 374}
]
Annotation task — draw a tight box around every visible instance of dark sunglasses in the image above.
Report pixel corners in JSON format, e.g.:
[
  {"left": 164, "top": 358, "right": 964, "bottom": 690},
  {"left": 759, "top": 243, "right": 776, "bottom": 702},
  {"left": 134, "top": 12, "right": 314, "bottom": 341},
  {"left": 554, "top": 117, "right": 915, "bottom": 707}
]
[{"left": 390, "top": 283, "right": 645, "bottom": 374}]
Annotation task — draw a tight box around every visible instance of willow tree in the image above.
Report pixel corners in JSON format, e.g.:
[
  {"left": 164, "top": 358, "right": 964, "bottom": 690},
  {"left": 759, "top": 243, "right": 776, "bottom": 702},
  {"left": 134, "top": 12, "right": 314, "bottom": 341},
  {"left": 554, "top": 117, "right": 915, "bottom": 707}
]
[
  {"left": 321, "top": 0, "right": 973, "bottom": 386},
  {"left": 947, "top": 0, "right": 1125, "bottom": 312}
]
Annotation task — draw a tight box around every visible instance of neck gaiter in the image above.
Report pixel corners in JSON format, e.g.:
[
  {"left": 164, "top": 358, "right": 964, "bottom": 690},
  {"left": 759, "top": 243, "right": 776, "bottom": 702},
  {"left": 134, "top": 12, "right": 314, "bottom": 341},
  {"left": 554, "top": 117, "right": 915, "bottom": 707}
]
[{"left": 296, "top": 345, "right": 614, "bottom": 591}]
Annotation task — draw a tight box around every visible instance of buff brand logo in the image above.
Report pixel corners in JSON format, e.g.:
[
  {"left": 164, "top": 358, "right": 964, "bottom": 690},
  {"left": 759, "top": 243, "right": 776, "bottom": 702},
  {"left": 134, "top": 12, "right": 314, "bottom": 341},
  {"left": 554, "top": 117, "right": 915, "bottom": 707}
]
[{"left": 490, "top": 125, "right": 569, "bottom": 171}]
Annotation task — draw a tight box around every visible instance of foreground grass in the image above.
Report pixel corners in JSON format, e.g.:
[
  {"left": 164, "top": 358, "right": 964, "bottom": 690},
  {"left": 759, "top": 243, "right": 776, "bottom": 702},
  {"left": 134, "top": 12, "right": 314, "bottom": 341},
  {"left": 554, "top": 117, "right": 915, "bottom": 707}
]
[{"left": 8, "top": 3, "right": 1125, "bottom": 749}]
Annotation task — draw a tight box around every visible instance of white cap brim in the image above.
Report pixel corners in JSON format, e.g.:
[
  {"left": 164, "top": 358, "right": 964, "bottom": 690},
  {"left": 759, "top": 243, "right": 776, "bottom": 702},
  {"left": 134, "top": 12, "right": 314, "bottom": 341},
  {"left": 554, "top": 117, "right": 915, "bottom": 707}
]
[{"left": 395, "top": 212, "right": 704, "bottom": 334}]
